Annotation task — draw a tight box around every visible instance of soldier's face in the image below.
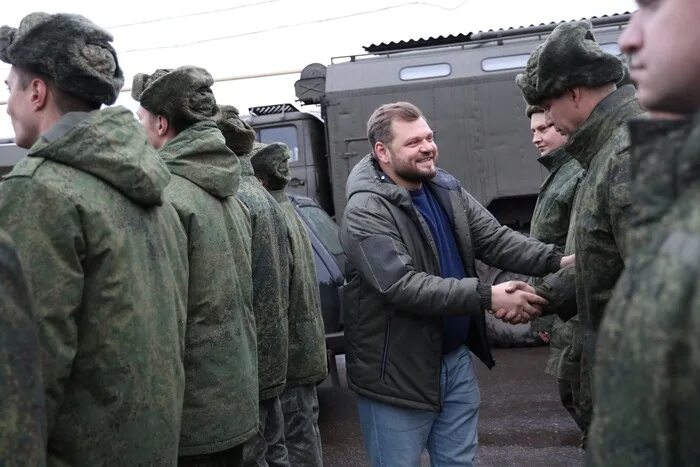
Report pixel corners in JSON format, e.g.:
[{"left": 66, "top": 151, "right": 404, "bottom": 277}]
[
  {"left": 620, "top": 0, "right": 700, "bottom": 113},
  {"left": 5, "top": 67, "right": 41, "bottom": 149},
  {"left": 376, "top": 117, "right": 438, "bottom": 189},
  {"left": 541, "top": 92, "right": 584, "bottom": 137},
  {"left": 530, "top": 112, "right": 567, "bottom": 156}
]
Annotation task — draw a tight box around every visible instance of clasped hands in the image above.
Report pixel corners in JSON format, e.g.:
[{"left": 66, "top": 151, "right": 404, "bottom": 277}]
[{"left": 487, "top": 254, "right": 575, "bottom": 325}]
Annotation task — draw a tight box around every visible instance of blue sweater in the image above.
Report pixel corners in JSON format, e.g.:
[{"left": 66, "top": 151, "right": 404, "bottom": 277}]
[{"left": 410, "top": 185, "right": 470, "bottom": 354}]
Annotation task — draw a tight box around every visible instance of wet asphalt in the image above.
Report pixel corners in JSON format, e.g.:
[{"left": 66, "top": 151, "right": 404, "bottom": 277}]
[{"left": 318, "top": 346, "right": 584, "bottom": 467}]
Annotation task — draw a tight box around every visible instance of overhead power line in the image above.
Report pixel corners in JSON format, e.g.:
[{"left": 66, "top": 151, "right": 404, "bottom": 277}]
[{"left": 121, "top": 0, "right": 472, "bottom": 54}]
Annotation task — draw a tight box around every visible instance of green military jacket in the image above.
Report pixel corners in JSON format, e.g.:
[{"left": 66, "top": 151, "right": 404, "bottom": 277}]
[
  {"left": 159, "top": 121, "right": 258, "bottom": 456},
  {"left": 589, "top": 116, "right": 698, "bottom": 466},
  {"left": 0, "top": 230, "right": 46, "bottom": 466},
  {"left": 529, "top": 149, "right": 584, "bottom": 377},
  {"left": 236, "top": 156, "right": 290, "bottom": 400},
  {"left": 0, "top": 107, "right": 189, "bottom": 466},
  {"left": 270, "top": 190, "right": 328, "bottom": 387}
]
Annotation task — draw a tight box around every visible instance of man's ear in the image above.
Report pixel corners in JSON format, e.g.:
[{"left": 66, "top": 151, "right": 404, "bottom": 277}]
[
  {"left": 29, "top": 78, "right": 49, "bottom": 111},
  {"left": 156, "top": 115, "right": 170, "bottom": 136},
  {"left": 374, "top": 141, "right": 390, "bottom": 164},
  {"left": 569, "top": 87, "right": 582, "bottom": 108}
]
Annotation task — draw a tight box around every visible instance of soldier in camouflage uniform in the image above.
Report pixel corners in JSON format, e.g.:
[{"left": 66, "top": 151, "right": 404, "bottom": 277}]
[
  {"left": 0, "top": 13, "right": 189, "bottom": 465},
  {"left": 132, "top": 66, "right": 259, "bottom": 466},
  {"left": 251, "top": 143, "right": 328, "bottom": 467},
  {"left": 516, "top": 20, "right": 643, "bottom": 445},
  {"left": 218, "top": 108, "right": 291, "bottom": 467},
  {"left": 520, "top": 101, "right": 586, "bottom": 431},
  {"left": 0, "top": 231, "right": 46, "bottom": 467},
  {"left": 590, "top": 0, "right": 700, "bottom": 464}
]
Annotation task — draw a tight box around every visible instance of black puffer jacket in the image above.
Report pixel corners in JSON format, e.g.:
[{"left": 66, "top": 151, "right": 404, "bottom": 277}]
[{"left": 339, "top": 155, "right": 562, "bottom": 411}]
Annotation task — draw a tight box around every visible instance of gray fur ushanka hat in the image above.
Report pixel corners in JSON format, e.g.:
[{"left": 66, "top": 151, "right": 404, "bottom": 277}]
[
  {"left": 131, "top": 66, "right": 220, "bottom": 127},
  {"left": 250, "top": 142, "right": 292, "bottom": 188},
  {"left": 534, "top": 20, "right": 623, "bottom": 102},
  {"left": 0, "top": 12, "right": 124, "bottom": 105},
  {"left": 218, "top": 105, "right": 257, "bottom": 156},
  {"left": 515, "top": 43, "right": 543, "bottom": 106}
]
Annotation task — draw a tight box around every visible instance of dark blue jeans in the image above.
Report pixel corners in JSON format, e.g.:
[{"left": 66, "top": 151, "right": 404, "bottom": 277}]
[{"left": 358, "top": 345, "right": 480, "bottom": 467}]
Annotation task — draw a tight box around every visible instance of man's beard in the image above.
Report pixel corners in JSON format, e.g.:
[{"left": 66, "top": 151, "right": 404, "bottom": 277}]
[{"left": 390, "top": 151, "right": 437, "bottom": 183}]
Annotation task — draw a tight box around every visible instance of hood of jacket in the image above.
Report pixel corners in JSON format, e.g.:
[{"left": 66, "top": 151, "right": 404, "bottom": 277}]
[
  {"left": 159, "top": 120, "right": 240, "bottom": 199},
  {"left": 345, "top": 154, "right": 460, "bottom": 212},
  {"left": 28, "top": 106, "right": 171, "bottom": 206},
  {"left": 566, "top": 85, "right": 642, "bottom": 169}
]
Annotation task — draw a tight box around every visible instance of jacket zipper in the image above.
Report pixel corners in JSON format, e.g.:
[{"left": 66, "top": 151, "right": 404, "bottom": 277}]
[{"left": 380, "top": 317, "right": 391, "bottom": 382}]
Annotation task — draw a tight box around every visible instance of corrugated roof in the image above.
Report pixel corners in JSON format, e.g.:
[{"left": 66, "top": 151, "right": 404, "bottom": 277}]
[{"left": 364, "top": 12, "right": 631, "bottom": 54}]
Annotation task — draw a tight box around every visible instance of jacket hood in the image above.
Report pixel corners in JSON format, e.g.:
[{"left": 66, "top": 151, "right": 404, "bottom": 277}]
[
  {"left": 158, "top": 120, "right": 240, "bottom": 199},
  {"left": 345, "top": 154, "right": 460, "bottom": 211},
  {"left": 28, "top": 106, "right": 170, "bottom": 206}
]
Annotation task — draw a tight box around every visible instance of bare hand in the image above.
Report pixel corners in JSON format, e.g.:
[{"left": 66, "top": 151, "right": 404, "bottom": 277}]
[
  {"left": 491, "top": 281, "right": 548, "bottom": 324},
  {"left": 560, "top": 254, "right": 575, "bottom": 269},
  {"left": 538, "top": 331, "right": 550, "bottom": 343}
]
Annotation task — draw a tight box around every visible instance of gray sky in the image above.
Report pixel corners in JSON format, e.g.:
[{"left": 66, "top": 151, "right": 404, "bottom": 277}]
[{"left": 0, "top": 0, "right": 637, "bottom": 139}]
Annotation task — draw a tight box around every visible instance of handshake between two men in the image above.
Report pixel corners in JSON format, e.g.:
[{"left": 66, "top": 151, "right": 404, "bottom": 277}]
[{"left": 488, "top": 254, "right": 575, "bottom": 325}]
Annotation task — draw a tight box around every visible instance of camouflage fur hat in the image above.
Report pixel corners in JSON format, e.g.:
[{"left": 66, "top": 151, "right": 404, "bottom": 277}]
[
  {"left": 250, "top": 142, "right": 291, "bottom": 190},
  {"left": 526, "top": 105, "right": 545, "bottom": 119},
  {"left": 0, "top": 12, "right": 124, "bottom": 105},
  {"left": 515, "top": 44, "right": 543, "bottom": 106},
  {"left": 132, "top": 66, "right": 220, "bottom": 129},
  {"left": 217, "top": 105, "right": 257, "bottom": 155},
  {"left": 535, "top": 21, "right": 623, "bottom": 101}
]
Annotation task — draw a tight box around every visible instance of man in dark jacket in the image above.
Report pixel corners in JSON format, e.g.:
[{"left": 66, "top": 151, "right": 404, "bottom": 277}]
[
  {"left": 132, "top": 66, "right": 258, "bottom": 466},
  {"left": 251, "top": 142, "right": 328, "bottom": 467},
  {"left": 217, "top": 108, "right": 291, "bottom": 467},
  {"left": 590, "top": 0, "right": 700, "bottom": 464},
  {"left": 339, "top": 101, "right": 570, "bottom": 466},
  {"left": 0, "top": 13, "right": 188, "bottom": 465},
  {"left": 517, "top": 21, "right": 643, "bottom": 444}
]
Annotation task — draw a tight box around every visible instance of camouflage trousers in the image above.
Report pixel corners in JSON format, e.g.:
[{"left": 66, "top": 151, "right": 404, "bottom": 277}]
[
  {"left": 279, "top": 384, "right": 323, "bottom": 467},
  {"left": 557, "top": 320, "right": 591, "bottom": 446},
  {"left": 179, "top": 445, "right": 244, "bottom": 467},
  {"left": 242, "top": 396, "right": 290, "bottom": 467}
]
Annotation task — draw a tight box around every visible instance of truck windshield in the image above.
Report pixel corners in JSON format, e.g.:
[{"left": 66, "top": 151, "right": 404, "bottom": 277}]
[
  {"left": 297, "top": 205, "right": 344, "bottom": 257},
  {"left": 258, "top": 125, "right": 299, "bottom": 163}
]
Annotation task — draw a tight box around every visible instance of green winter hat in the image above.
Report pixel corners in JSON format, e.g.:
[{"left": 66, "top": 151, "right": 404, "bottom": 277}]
[
  {"left": 250, "top": 142, "right": 291, "bottom": 190},
  {"left": 218, "top": 105, "right": 257, "bottom": 156},
  {"left": 535, "top": 21, "right": 623, "bottom": 101},
  {"left": 0, "top": 12, "right": 124, "bottom": 105},
  {"left": 131, "top": 66, "right": 220, "bottom": 129},
  {"left": 515, "top": 44, "right": 543, "bottom": 106},
  {"left": 526, "top": 105, "right": 545, "bottom": 119}
]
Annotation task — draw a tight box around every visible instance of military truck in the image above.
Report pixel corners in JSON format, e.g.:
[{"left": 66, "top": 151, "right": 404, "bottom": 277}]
[{"left": 247, "top": 13, "right": 629, "bottom": 230}]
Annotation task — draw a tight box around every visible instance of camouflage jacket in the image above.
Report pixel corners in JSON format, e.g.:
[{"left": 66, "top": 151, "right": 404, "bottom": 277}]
[
  {"left": 589, "top": 116, "right": 699, "bottom": 466},
  {"left": 270, "top": 190, "right": 328, "bottom": 387},
  {"left": 159, "top": 121, "right": 258, "bottom": 455},
  {"left": 0, "top": 107, "right": 189, "bottom": 466},
  {"left": 538, "top": 85, "right": 642, "bottom": 362},
  {"left": 529, "top": 149, "right": 584, "bottom": 376},
  {"left": 0, "top": 230, "right": 46, "bottom": 467},
  {"left": 236, "top": 155, "right": 290, "bottom": 399}
]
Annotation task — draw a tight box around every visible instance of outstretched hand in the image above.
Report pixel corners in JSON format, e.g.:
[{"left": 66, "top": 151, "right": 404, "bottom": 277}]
[
  {"left": 560, "top": 254, "right": 575, "bottom": 269},
  {"left": 490, "top": 280, "right": 548, "bottom": 325}
]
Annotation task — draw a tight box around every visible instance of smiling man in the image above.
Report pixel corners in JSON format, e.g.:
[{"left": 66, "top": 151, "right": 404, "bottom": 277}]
[
  {"left": 589, "top": 0, "right": 700, "bottom": 464},
  {"left": 339, "top": 101, "right": 570, "bottom": 466}
]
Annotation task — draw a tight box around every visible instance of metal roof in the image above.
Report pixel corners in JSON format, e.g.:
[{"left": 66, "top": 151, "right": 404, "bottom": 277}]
[{"left": 363, "top": 12, "right": 631, "bottom": 54}]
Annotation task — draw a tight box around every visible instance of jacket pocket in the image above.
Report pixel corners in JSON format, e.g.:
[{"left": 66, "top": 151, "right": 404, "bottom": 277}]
[{"left": 380, "top": 318, "right": 391, "bottom": 382}]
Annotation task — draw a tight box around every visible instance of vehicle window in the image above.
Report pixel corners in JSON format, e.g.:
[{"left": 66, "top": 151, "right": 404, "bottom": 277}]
[
  {"left": 258, "top": 125, "right": 300, "bottom": 163},
  {"left": 481, "top": 42, "right": 623, "bottom": 72},
  {"left": 600, "top": 42, "right": 622, "bottom": 56},
  {"left": 297, "top": 206, "right": 344, "bottom": 256},
  {"left": 399, "top": 63, "right": 451, "bottom": 81}
]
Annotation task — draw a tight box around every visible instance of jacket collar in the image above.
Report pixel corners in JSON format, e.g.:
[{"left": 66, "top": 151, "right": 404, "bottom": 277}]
[
  {"left": 537, "top": 147, "right": 571, "bottom": 174},
  {"left": 566, "top": 85, "right": 640, "bottom": 169}
]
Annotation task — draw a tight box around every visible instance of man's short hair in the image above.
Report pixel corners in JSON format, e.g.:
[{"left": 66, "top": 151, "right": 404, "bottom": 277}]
[
  {"left": 367, "top": 102, "right": 424, "bottom": 149},
  {"left": 14, "top": 66, "right": 100, "bottom": 114}
]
